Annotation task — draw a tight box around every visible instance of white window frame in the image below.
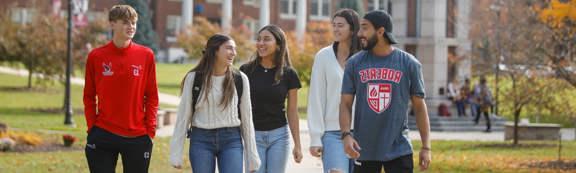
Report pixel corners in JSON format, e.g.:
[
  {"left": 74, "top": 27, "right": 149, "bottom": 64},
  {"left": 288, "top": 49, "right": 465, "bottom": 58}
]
[
  {"left": 206, "top": 0, "right": 222, "bottom": 4},
  {"left": 87, "top": 11, "right": 106, "bottom": 22},
  {"left": 368, "top": 0, "right": 387, "bottom": 11},
  {"left": 310, "top": 0, "right": 331, "bottom": 21},
  {"left": 11, "top": 8, "right": 35, "bottom": 24},
  {"left": 244, "top": 0, "right": 259, "bottom": 7},
  {"left": 280, "top": 0, "right": 297, "bottom": 19},
  {"left": 243, "top": 18, "right": 258, "bottom": 39},
  {"left": 166, "top": 15, "right": 182, "bottom": 42}
]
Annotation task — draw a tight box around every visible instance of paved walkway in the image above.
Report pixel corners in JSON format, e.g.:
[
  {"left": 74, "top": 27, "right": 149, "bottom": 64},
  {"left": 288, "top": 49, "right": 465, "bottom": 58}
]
[{"left": 0, "top": 66, "right": 180, "bottom": 105}]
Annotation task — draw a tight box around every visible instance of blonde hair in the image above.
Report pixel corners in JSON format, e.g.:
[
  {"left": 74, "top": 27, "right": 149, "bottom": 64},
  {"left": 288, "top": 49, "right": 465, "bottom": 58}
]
[{"left": 108, "top": 5, "right": 138, "bottom": 22}]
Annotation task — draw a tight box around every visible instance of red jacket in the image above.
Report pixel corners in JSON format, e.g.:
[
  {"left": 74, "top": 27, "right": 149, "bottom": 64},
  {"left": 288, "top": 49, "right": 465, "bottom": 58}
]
[{"left": 83, "top": 41, "right": 159, "bottom": 138}]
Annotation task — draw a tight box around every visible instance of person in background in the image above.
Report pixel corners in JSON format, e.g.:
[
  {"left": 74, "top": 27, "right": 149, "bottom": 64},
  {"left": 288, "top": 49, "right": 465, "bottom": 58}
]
[{"left": 473, "top": 76, "right": 493, "bottom": 132}]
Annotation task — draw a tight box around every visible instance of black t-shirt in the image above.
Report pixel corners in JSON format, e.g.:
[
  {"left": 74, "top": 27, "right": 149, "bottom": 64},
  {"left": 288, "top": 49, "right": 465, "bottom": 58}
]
[{"left": 240, "top": 63, "right": 302, "bottom": 131}]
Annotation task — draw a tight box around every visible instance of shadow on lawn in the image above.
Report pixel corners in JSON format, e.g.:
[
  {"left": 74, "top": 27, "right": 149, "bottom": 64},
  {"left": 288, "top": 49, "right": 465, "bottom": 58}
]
[
  {"left": 472, "top": 143, "right": 557, "bottom": 149},
  {"left": 521, "top": 160, "right": 576, "bottom": 171},
  {"left": 0, "top": 107, "right": 84, "bottom": 116},
  {"left": 0, "top": 86, "right": 60, "bottom": 93}
]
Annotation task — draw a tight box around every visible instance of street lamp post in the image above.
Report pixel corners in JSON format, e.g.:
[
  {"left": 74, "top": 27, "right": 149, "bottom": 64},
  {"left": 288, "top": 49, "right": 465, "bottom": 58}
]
[{"left": 64, "top": 0, "right": 74, "bottom": 126}]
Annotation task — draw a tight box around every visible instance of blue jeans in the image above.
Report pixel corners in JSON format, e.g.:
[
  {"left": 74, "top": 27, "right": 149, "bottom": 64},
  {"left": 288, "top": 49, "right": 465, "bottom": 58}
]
[
  {"left": 455, "top": 100, "right": 466, "bottom": 117},
  {"left": 254, "top": 125, "right": 290, "bottom": 173},
  {"left": 322, "top": 131, "right": 353, "bottom": 173},
  {"left": 189, "top": 127, "right": 243, "bottom": 173}
]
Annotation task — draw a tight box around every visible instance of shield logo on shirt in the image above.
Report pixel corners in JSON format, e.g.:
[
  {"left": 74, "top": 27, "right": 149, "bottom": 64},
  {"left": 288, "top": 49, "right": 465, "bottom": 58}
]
[
  {"left": 131, "top": 65, "right": 142, "bottom": 76},
  {"left": 102, "top": 62, "right": 114, "bottom": 76},
  {"left": 367, "top": 83, "right": 392, "bottom": 113}
]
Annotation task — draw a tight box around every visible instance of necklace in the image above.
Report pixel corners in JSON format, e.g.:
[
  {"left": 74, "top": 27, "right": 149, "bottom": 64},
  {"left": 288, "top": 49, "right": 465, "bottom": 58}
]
[{"left": 262, "top": 66, "right": 273, "bottom": 73}]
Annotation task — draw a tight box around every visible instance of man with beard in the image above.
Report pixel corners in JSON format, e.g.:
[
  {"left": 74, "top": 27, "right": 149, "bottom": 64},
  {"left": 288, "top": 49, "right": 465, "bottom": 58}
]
[{"left": 339, "top": 10, "right": 431, "bottom": 173}]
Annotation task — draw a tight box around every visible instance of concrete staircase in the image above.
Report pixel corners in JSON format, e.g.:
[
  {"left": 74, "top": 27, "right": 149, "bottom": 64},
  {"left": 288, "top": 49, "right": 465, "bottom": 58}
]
[{"left": 408, "top": 115, "right": 507, "bottom": 132}]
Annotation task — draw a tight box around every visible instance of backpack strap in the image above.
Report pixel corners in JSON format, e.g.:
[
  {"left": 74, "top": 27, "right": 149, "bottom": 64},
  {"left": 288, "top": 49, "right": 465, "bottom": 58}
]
[
  {"left": 233, "top": 70, "right": 243, "bottom": 120},
  {"left": 191, "top": 71, "right": 204, "bottom": 116}
]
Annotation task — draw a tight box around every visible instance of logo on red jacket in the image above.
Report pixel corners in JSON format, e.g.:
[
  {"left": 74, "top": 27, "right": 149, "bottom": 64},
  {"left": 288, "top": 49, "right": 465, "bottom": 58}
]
[
  {"left": 367, "top": 83, "right": 392, "bottom": 113},
  {"left": 102, "top": 62, "right": 114, "bottom": 76},
  {"left": 131, "top": 65, "right": 142, "bottom": 76}
]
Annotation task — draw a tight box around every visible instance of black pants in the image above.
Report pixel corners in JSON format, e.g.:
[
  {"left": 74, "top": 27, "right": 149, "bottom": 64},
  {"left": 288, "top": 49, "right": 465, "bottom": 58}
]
[
  {"left": 85, "top": 126, "right": 153, "bottom": 173},
  {"left": 474, "top": 109, "right": 492, "bottom": 131},
  {"left": 353, "top": 154, "right": 413, "bottom": 173}
]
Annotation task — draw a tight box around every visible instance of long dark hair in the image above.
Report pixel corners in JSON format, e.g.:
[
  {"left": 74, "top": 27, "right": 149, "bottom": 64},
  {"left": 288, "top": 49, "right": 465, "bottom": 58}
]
[
  {"left": 180, "top": 34, "right": 237, "bottom": 109},
  {"left": 245, "top": 25, "right": 292, "bottom": 84},
  {"left": 333, "top": 8, "right": 361, "bottom": 56}
]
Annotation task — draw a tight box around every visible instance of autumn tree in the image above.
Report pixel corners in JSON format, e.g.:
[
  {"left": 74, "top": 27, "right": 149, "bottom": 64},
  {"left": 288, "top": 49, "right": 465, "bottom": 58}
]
[
  {"left": 469, "top": 0, "right": 576, "bottom": 144},
  {"left": 287, "top": 21, "right": 333, "bottom": 86},
  {"left": 534, "top": 0, "right": 576, "bottom": 87},
  {"left": 177, "top": 17, "right": 254, "bottom": 62},
  {"left": 0, "top": 3, "right": 107, "bottom": 88}
]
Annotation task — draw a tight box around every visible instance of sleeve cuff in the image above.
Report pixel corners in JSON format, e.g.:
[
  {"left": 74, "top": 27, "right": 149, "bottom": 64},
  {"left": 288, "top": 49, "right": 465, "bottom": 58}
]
[{"left": 310, "top": 134, "right": 323, "bottom": 147}]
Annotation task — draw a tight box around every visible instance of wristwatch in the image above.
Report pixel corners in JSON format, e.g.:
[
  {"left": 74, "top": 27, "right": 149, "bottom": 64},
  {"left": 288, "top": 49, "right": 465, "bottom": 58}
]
[{"left": 341, "top": 131, "right": 353, "bottom": 140}]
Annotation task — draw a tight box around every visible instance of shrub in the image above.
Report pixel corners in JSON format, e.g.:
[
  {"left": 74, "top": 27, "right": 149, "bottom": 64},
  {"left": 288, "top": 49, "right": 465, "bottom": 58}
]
[
  {"left": 8, "top": 132, "right": 42, "bottom": 146},
  {"left": 287, "top": 21, "right": 333, "bottom": 87},
  {"left": 62, "top": 134, "right": 77, "bottom": 147}
]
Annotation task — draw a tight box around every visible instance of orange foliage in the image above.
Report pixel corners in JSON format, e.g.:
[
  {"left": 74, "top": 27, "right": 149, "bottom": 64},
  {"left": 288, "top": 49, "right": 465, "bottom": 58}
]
[
  {"left": 8, "top": 131, "right": 43, "bottom": 146},
  {"left": 286, "top": 21, "right": 333, "bottom": 86},
  {"left": 177, "top": 17, "right": 255, "bottom": 62},
  {"left": 537, "top": 0, "right": 576, "bottom": 28}
]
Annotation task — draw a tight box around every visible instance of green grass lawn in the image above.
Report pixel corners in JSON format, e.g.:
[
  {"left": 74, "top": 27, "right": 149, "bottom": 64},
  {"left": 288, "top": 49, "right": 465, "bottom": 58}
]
[{"left": 156, "top": 63, "right": 193, "bottom": 96}]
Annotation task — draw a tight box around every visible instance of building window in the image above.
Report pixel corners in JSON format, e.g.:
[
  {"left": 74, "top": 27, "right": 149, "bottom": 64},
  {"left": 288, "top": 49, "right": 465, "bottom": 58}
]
[
  {"left": 310, "top": 0, "right": 331, "bottom": 20},
  {"left": 446, "top": 0, "right": 457, "bottom": 38},
  {"left": 243, "top": 18, "right": 258, "bottom": 38},
  {"left": 206, "top": 0, "right": 222, "bottom": 4},
  {"left": 166, "top": 15, "right": 182, "bottom": 41},
  {"left": 11, "top": 8, "right": 35, "bottom": 24},
  {"left": 244, "top": 0, "right": 258, "bottom": 7},
  {"left": 87, "top": 12, "right": 106, "bottom": 22},
  {"left": 368, "top": 0, "right": 387, "bottom": 11},
  {"left": 447, "top": 46, "right": 458, "bottom": 82},
  {"left": 407, "top": 0, "right": 421, "bottom": 37},
  {"left": 280, "top": 0, "right": 297, "bottom": 19},
  {"left": 405, "top": 44, "right": 418, "bottom": 57}
]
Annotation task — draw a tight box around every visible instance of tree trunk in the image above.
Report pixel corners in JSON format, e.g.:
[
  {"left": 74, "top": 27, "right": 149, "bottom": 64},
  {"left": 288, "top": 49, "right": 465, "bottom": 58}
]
[
  {"left": 513, "top": 109, "right": 521, "bottom": 145},
  {"left": 27, "top": 66, "right": 32, "bottom": 89}
]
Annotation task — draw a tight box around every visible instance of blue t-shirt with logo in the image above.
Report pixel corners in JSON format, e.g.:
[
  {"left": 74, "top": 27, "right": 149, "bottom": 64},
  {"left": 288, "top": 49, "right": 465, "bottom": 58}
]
[{"left": 341, "top": 48, "right": 425, "bottom": 161}]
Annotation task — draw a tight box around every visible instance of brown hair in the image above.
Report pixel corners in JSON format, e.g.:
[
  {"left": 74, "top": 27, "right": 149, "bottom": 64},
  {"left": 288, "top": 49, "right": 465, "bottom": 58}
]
[
  {"left": 180, "top": 34, "right": 237, "bottom": 109},
  {"left": 333, "top": 8, "right": 361, "bottom": 57},
  {"left": 108, "top": 5, "right": 138, "bottom": 22},
  {"left": 245, "top": 25, "right": 292, "bottom": 85}
]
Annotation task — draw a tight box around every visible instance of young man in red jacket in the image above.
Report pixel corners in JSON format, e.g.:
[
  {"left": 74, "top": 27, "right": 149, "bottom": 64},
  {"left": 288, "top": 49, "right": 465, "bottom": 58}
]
[{"left": 83, "top": 5, "right": 159, "bottom": 173}]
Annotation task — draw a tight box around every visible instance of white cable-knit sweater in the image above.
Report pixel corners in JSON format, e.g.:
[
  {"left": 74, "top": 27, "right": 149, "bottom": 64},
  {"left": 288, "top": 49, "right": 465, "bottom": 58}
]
[
  {"left": 169, "top": 71, "right": 260, "bottom": 171},
  {"left": 307, "top": 45, "right": 354, "bottom": 147}
]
